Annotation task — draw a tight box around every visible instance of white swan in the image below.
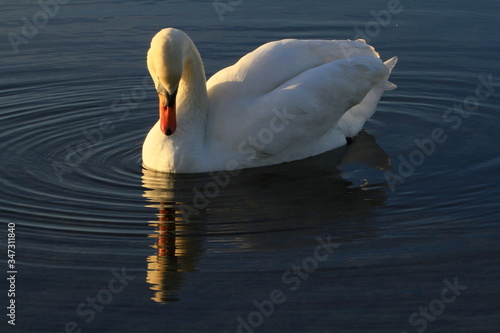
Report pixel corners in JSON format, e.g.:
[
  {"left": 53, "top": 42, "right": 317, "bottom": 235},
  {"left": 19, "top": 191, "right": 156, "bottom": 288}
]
[{"left": 142, "top": 28, "right": 397, "bottom": 173}]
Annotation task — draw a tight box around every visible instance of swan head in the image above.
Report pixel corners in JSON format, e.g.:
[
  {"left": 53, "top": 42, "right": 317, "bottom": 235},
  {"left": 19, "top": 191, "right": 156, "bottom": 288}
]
[{"left": 147, "top": 28, "right": 192, "bottom": 136}]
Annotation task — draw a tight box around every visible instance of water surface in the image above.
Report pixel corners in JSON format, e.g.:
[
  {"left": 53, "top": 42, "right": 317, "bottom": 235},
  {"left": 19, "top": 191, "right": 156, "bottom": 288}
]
[{"left": 1, "top": 0, "right": 499, "bottom": 332}]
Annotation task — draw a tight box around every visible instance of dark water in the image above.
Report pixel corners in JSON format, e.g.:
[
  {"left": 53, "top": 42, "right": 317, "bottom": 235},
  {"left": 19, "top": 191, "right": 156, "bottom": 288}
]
[{"left": 1, "top": 0, "right": 500, "bottom": 332}]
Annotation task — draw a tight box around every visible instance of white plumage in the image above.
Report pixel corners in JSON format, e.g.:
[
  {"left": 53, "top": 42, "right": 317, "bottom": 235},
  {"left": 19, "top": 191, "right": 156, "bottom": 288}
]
[{"left": 142, "top": 28, "right": 397, "bottom": 173}]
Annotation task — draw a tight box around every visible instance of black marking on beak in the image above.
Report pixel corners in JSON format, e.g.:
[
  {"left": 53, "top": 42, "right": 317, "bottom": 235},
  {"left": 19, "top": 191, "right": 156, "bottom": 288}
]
[{"left": 166, "top": 88, "right": 178, "bottom": 108}]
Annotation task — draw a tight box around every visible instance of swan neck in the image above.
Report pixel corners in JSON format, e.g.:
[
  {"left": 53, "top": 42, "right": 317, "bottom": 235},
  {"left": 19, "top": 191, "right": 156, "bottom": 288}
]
[
  {"left": 169, "top": 40, "right": 209, "bottom": 165},
  {"left": 181, "top": 45, "right": 208, "bottom": 112}
]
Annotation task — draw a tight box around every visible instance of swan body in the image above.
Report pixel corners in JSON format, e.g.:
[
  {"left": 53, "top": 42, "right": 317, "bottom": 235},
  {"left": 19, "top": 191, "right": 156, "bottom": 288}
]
[{"left": 142, "top": 28, "right": 397, "bottom": 173}]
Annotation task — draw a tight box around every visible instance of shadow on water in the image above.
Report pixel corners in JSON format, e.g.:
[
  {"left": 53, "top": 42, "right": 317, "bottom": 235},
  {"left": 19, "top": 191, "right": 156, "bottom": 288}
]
[{"left": 141, "top": 131, "right": 392, "bottom": 303}]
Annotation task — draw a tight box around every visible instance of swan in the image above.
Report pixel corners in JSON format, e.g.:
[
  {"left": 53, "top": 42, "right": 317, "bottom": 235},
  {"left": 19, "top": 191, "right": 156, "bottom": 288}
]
[{"left": 142, "top": 28, "right": 397, "bottom": 173}]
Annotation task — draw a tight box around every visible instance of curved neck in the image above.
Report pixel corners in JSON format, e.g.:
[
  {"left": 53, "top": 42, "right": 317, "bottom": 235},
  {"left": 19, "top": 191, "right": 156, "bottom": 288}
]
[
  {"left": 176, "top": 45, "right": 208, "bottom": 142},
  {"left": 158, "top": 43, "right": 209, "bottom": 172}
]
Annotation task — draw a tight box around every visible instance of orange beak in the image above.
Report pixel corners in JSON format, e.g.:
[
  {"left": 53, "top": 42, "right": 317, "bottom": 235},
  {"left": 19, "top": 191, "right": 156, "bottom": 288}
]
[{"left": 159, "top": 93, "right": 176, "bottom": 136}]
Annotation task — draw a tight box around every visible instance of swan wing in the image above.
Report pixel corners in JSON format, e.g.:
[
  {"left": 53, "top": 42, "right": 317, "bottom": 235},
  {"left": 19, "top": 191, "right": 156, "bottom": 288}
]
[
  {"left": 247, "top": 56, "right": 391, "bottom": 157},
  {"left": 207, "top": 38, "right": 379, "bottom": 99},
  {"left": 207, "top": 56, "right": 389, "bottom": 159},
  {"left": 205, "top": 39, "right": 396, "bottom": 165}
]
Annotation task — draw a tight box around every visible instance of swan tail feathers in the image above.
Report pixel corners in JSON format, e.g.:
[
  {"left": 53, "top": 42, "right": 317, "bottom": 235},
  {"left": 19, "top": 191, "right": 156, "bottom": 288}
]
[
  {"left": 379, "top": 80, "right": 397, "bottom": 91},
  {"left": 381, "top": 56, "right": 398, "bottom": 90},
  {"left": 384, "top": 56, "right": 398, "bottom": 72}
]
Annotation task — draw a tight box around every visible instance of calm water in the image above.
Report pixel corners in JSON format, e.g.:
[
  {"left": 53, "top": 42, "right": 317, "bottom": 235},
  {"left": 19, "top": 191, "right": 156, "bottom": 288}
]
[{"left": 1, "top": 0, "right": 500, "bottom": 332}]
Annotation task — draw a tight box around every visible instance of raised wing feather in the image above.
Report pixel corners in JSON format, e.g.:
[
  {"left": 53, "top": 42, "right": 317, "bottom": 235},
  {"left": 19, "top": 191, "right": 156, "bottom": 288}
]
[{"left": 207, "top": 38, "right": 379, "bottom": 98}]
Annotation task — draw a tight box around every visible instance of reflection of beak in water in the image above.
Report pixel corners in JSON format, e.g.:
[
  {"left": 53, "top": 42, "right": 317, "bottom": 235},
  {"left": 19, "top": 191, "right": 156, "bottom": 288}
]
[
  {"left": 145, "top": 201, "right": 204, "bottom": 303},
  {"left": 142, "top": 131, "right": 392, "bottom": 303}
]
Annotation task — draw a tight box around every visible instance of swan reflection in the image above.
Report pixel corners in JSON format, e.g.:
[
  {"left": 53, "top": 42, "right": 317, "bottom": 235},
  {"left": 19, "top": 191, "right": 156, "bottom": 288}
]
[
  {"left": 142, "top": 131, "right": 391, "bottom": 303},
  {"left": 144, "top": 200, "right": 205, "bottom": 303}
]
